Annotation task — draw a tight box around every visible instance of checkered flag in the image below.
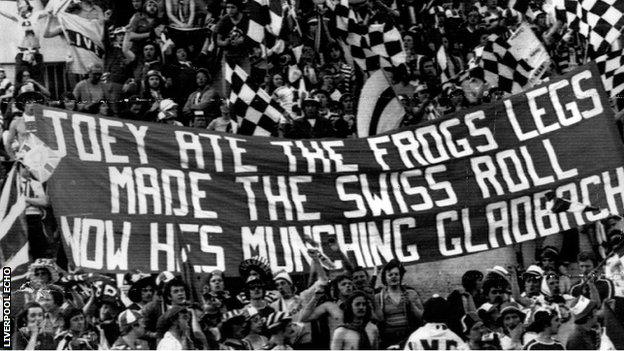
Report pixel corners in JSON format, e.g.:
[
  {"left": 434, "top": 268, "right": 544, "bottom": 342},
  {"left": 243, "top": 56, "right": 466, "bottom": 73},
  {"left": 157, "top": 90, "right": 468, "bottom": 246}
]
[
  {"left": 335, "top": 0, "right": 404, "bottom": 74},
  {"left": 595, "top": 48, "right": 624, "bottom": 97},
  {"left": 436, "top": 45, "right": 460, "bottom": 85},
  {"left": 366, "top": 23, "right": 406, "bottom": 68},
  {"left": 225, "top": 64, "right": 285, "bottom": 136},
  {"left": 247, "top": 0, "right": 271, "bottom": 44},
  {"left": 555, "top": 0, "right": 624, "bottom": 57},
  {"left": 480, "top": 34, "right": 534, "bottom": 94}
]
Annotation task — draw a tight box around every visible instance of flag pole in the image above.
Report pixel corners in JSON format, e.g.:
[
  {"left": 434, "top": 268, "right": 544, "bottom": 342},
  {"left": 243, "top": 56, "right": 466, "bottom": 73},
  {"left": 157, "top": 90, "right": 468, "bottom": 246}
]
[{"left": 575, "top": 240, "right": 624, "bottom": 290}]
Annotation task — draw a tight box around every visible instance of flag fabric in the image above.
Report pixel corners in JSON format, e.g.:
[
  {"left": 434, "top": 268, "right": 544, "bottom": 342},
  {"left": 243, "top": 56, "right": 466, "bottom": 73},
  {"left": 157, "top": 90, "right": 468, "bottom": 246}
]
[
  {"left": 480, "top": 34, "right": 534, "bottom": 94},
  {"left": 246, "top": 0, "right": 271, "bottom": 44},
  {"left": 0, "top": 165, "right": 29, "bottom": 283},
  {"left": 18, "top": 134, "right": 63, "bottom": 183},
  {"left": 545, "top": 191, "right": 599, "bottom": 213},
  {"left": 437, "top": 45, "right": 459, "bottom": 85},
  {"left": 225, "top": 64, "right": 285, "bottom": 136},
  {"left": 335, "top": 0, "right": 404, "bottom": 74},
  {"left": 602, "top": 300, "right": 624, "bottom": 349},
  {"left": 356, "top": 70, "right": 405, "bottom": 137},
  {"left": 595, "top": 48, "right": 624, "bottom": 98},
  {"left": 509, "top": 0, "right": 530, "bottom": 14},
  {"left": 555, "top": 0, "right": 624, "bottom": 57},
  {"left": 268, "top": 0, "right": 285, "bottom": 36},
  {"left": 48, "top": 0, "right": 104, "bottom": 74},
  {"left": 366, "top": 23, "right": 406, "bottom": 68}
]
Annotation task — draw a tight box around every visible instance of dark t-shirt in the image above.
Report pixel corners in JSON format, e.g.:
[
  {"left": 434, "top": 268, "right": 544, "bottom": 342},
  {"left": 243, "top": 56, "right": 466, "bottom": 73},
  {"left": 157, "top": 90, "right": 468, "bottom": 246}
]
[
  {"left": 12, "top": 329, "right": 56, "bottom": 350},
  {"left": 214, "top": 14, "right": 251, "bottom": 63}
]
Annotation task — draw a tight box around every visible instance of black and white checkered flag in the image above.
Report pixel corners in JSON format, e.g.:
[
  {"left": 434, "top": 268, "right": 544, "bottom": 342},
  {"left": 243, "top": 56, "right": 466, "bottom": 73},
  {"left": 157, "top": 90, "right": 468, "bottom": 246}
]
[
  {"left": 480, "top": 34, "right": 534, "bottom": 94},
  {"left": 335, "top": 0, "right": 405, "bottom": 74},
  {"left": 247, "top": 0, "right": 270, "bottom": 44},
  {"left": 225, "top": 64, "right": 284, "bottom": 136},
  {"left": 595, "top": 48, "right": 624, "bottom": 98},
  {"left": 555, "top": 0, "right": 624, "bottom": 57}
]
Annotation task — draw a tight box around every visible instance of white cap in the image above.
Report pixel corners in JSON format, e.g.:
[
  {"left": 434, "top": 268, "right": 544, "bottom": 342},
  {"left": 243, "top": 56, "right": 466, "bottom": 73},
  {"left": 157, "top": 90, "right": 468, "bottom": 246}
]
[{"left": 273, "top": 270, "right": 293, "bottom": 285}]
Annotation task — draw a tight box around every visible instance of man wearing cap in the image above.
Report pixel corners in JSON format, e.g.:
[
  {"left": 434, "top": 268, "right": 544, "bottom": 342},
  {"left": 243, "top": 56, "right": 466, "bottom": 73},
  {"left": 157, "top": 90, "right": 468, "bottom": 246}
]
[
  {"left": 183, "top": 68, "right": 220, "bottom": 124},
  {"left": 111, "top": 309, "right": 149, "bottom": 349},
  {"left": 263, "top": 311, "right": 294, "bottom": 350},
  {"left": 220, "top": 309, "right": 250, "bottom": 349},
  {"left": 460, "top": 314, "right": 489, "bottom": 350},
  {"left": 156, "top": 99, "right": 183, "bottom": 126},
  {"left": 73, "top": 63, "right": 109, "bottom": 112},
  {"left": 404, "top": 296, "right": 468, "bottom": 350},
  {"left": 565, "top": 296, "right": 600, "bottom": 350},
  {"left": 243, "top": 306, "right": 268, "bottom": 349},
  {"left": 244, "top": 276, "right": 276, "bottom": 318},
  {"left": 283, "top": 97, "right": 335, "bottom": 139},
  {"left": 521, "top": 265, "right": 545, "bottom": 304},
  {"left": 271, "top": 266, "right": 327, "bottom": 348},
  {"left": 126, "top": 275, "right": 156, "bottom": 311},
  {"left": 498, "top": 302, "right": 527, "bottom": 350}
]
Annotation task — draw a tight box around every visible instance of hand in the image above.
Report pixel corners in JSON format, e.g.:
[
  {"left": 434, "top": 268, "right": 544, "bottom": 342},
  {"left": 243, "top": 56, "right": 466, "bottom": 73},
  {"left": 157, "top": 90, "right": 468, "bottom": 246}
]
[
  {"left": 509, "top": 323, "right": 525, "bottom": 341},
  {"left": 27, "top": 322, "right": 40, "bottom": 335}
]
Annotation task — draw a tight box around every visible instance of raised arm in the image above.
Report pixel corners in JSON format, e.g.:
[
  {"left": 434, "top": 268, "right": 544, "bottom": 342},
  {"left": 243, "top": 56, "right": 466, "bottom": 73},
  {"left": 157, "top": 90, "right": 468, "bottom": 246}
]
[
  {"left": 300, "top": 293, "right": 328, "bottom": 323},
  {"left": 122, "top": 30, "right": 136, "bottom": 62},
  {"left": 0, "top": 8, "right": 18, "bottom": 22}
]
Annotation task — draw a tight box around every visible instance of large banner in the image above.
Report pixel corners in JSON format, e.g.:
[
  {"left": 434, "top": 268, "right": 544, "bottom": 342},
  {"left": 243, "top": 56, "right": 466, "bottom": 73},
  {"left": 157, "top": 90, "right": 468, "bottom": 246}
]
[{"left": 31, "top": 65, "right": 624, "bottom": 275}]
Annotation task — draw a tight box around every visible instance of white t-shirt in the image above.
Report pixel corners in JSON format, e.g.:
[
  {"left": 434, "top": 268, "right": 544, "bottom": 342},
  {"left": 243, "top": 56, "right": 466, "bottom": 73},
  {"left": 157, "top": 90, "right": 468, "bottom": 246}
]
[
  {"left": 404, "top": 323, "right": 469, "bottom": 350},
  {"left": 157, "top": 331, "right": 183, "bottom": 350}
]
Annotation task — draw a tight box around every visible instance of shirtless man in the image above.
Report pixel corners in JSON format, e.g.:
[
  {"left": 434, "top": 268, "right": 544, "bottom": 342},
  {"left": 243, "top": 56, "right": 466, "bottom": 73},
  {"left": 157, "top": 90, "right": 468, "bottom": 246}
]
[
  {"left": 4, "top": 91, "right": 44, "bottom": 159},
  {"left": 300, "top": 274, "right": 353, "bottom": 344}
]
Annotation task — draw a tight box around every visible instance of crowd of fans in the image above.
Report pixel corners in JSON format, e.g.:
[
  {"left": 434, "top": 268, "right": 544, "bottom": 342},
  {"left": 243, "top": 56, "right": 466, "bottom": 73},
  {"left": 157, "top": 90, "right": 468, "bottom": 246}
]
[
  {"left": 2, "top": 0, "right": 624, "bottom": 350},
  {"left": 10, "top": 234, "right": 624, "bottom": 350},
  {"left": 2, "top": 0, "right": 622, "bottom": 141}
]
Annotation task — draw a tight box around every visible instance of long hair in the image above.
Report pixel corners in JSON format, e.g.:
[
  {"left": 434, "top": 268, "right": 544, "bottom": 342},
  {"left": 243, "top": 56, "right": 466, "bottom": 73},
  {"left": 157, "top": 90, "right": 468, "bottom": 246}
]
[{"left": 342, "top": 291, "right": 372, "bottom": 324}]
